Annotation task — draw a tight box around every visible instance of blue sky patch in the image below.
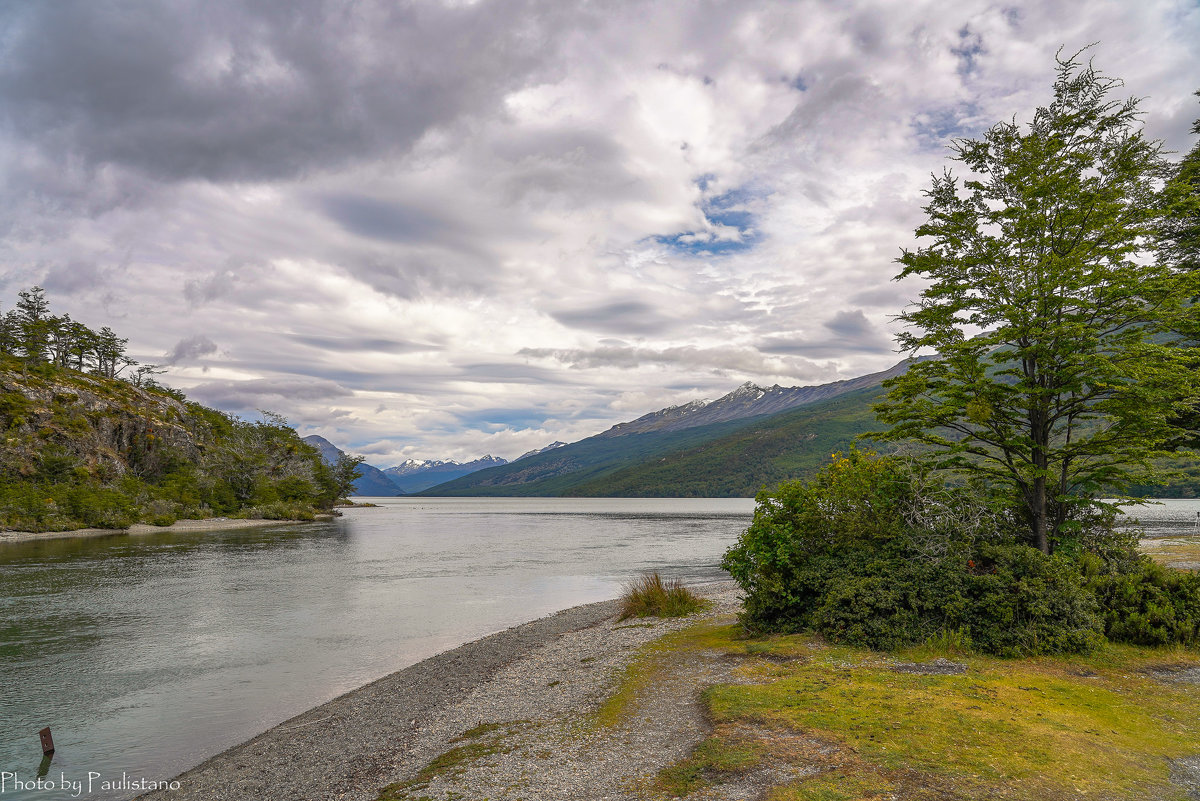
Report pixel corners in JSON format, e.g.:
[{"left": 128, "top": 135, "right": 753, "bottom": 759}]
[{"left": 654, "top": 183, "right": 767, "bottom": 257}]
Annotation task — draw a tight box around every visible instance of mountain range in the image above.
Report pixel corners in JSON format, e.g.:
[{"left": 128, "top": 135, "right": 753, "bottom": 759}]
[
  {"left": 301, "top": 436, "right": 523, "bottom": 495},
  {"left": 312, "top": 354, "right": 1200, "bottom": 499},
  {"left": 309, "top": 359, "right": 913, "bottom": 498},
  {"left": 301, "top": 435, "right": 407, "bottom": 496},
  {"left": 415, "top": 359, "right": 919, "bottom": 497},
  {"left": 383, "top": 455, "right": 509, "bottom": 493}
]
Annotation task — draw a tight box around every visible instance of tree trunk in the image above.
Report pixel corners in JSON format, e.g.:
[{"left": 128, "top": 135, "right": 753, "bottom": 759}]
[{"left": 1032, "top": 474, "right": 1050, "bottom": 554}]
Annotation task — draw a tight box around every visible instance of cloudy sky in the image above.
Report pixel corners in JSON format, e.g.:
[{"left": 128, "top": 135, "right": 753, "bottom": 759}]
[{"left": 1, "top": 1, "right": 1197, "bottom": 465}]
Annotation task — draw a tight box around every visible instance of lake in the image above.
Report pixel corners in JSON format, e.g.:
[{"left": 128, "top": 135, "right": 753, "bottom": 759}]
[
  {"left": 0, "top": 497, "right": 754, "bottom": 800},
  {"left": 2, "top": 495, "right": 1197, "bottom": 800}
]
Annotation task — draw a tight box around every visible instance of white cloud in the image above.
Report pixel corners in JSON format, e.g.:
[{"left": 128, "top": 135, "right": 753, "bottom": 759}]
[{"left": 1, "top": 0, "right": 1196, "bottom": 463}]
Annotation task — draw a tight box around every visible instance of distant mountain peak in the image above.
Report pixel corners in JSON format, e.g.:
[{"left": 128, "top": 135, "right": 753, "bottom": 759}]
[
  {"left": 728, "top": 382, "right": 765, "bottom": 399},
  {"left": 597, "top": 358, "right": 917, "bottom": 440},
  {"left": 516, "top": 441, "right": 568, "bottom": 461},
  {"left": 381, "top": 453, "right": 510, "bottom": 492},
  {"left": 300, "top": 435, "right": 403, "bottom": 496}
]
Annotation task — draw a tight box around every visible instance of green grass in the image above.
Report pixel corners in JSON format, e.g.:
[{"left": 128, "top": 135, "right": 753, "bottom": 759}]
[
  {"left": 656, "top": 735, "right": 765, "bottom": 796},
  {"left": 619, "top": 573, "right": 709, "bottom": 620},
  {"left": 592, "top": 617, "right": 1200, "bottom": 799},
  {"left": 696, "top": 626, "right": 1200, "bottom": 800},
  {"left": 376, "top": 721, "right": 529, "bottom": 800},
  {"left": 591, "top": 620, "right": 734, "bottom": 730}
]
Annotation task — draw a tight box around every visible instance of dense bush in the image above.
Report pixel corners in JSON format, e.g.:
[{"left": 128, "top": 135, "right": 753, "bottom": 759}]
[
  {"left": 1090, "top": 557, "right": 1200, "bottom": 646},
  {"left": 722, "top": 450, "right": 1120, "bottom": 656}
]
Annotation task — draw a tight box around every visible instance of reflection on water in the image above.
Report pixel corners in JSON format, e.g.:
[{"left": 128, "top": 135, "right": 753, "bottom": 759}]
[{"left": 0, "top": 497, "right": 753, "bottom": 800}]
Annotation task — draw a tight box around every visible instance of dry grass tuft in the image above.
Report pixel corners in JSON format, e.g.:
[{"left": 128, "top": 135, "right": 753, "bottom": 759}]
[{"left": 619, "top": 572, "right": 708, "bottom": 620}]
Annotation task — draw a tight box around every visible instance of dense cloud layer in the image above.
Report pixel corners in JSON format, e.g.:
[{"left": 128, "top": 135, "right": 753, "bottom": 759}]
[{"left": 1, "top": 0, "right": 1197, "bottom": 464}]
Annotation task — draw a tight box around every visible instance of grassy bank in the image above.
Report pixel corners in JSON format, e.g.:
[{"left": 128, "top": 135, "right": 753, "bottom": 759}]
[{"left": 619, "top": 621, "right": 1200, "bottom": 800}]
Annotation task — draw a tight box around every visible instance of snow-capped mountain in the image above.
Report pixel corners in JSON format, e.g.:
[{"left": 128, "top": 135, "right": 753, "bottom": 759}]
[
  {"left": 597, "top": 360, "right": 917, "bottom": 438},
  {"left": 387, "top": 458, "right": 459, "bottom": 476},
  {"left": 516, "top": 441, "right": 568, "bottom": 461},
  {"left": 383, "top": 455, "right": 508, "bottom": 493}
]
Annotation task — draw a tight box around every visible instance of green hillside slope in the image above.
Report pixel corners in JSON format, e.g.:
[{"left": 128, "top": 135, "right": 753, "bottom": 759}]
[
  {"left": 427, "top": 382, "right": 1200, "bottom": 499},
  {"left": 565, "top": 386, "right": 881, "bottom": 497},
  {"left": 421, "top": 388, "right": 880, "bottom": 498},
  {"left": 421, "top": 414, "right": 779, "bottom": 496}
]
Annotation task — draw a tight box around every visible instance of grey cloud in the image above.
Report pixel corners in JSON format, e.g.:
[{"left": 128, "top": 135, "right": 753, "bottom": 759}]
[
  {"left": 491, "top": 127, "right": 642, "bottom": 209},
  {"left": 519, "top": 344, "right": 829, "bottom": 380},
  {"left": 824, "top": 309, "right": 874, "bottom": 338},
  {"left": 758, "top": 338, "right": 893, "bottom": 359},
  {"left": 290, "top": 335, "right": 439, "bottom": 355},
  {"left": 0, "top": 0, "right": 574, "bottom": 183},
  {"left": 341, "top": 252, "right": 495, "bottom": 301},
  {"left": 318, "top": 195, "right": 460, "bottom": 245},
  {"left": 550, "top": 301, "right": 675, "bottom": 336},
  {"left": 188, "top": 376, "right": 353, "bottom": 408},
  {"left": 766, "top": 73, "right": 888, "bottom": 150},
  {"left": 450, "top": 362, "right": 573, "bottom": 385},
  {"left": 41, "top": 261, "right": 114, "bottom": 295},
  {"left": 849, "top": 285, "right": 909, "bottom": 308},
  {"left": 165, "top": 334, "right": 219, "bottom": 365},
  {"left": 758, "top": 309, "right": 893, "bottom": 358},
  {"left": 184, "top": 269, "right": 241, "bottom": 305}
]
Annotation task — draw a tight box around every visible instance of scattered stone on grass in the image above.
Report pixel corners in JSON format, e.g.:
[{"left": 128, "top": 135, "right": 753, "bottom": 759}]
[{"left": 889, "top": 657, "right": 967, "bottom": 675}]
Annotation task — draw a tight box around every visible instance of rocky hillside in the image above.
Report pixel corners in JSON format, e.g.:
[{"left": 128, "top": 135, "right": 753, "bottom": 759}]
[{"left": 0, "top": 357, "right": 341, "bottom": 531}]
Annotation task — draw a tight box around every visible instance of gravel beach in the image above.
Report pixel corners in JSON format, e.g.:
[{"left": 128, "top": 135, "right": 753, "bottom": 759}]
[
  {"left": 137, "top": 581, "right": 745, "bottom": 801},
  {"left": 0, "top": 516, "right": 330, "bottom": 544}
]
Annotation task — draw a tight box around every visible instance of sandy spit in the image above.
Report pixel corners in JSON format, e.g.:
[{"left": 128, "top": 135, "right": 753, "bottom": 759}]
[{"left": 0, "top": 515, "right": 332, "bottom": 544}]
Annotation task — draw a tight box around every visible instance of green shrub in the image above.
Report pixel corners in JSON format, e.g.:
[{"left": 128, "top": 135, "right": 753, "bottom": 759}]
[
  {"left": 722, "top": 449, "right": 1107, "bottom": 656},
  {"left": 962, "top": 545, "right": 1103, "bottom": 656},
  {"left": 240, "top": 501, "right": 316, "bottom": 521},
  {"left": 1090, "top": 557, "right": 1200, "bottom": 646},
  {"left": 722, "top": 449, "right": 918, "bottom": 630},
  {"left": 619, "top": 572, "right": 707, "bottom": 620}
]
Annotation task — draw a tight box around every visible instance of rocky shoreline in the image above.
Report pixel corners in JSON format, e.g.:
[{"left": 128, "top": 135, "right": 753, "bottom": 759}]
[
  {"left": 0, "top": 515, "right": 333, "bottom": 545},
  {"left": 137, "top": 581, "right": 742, "bottom": 801}
]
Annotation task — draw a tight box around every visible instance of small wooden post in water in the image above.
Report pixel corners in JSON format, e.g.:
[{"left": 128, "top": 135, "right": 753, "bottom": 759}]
[{"left": 38, "top": 727, "right": 54, "bottom": 755}]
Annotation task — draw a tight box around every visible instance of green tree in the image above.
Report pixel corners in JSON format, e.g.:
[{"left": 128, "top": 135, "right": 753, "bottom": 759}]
[
  {"left": 872, "top": 52, "right": 1200, "bottom": 554},
  {"left": 1159, "top": 89, "right": 1200, "bottom": 273},
  {"left": 0, "top": 309, "right": 18, "bottom": 356},
  {"left": 332, "top": 453, "right": 365, "bottom": 500},
  {"left": 94, "top": 326, "right": 131, "bottom": 378},
  {"left": 15, "top": 286, "right": 52, "bottom": 363}
]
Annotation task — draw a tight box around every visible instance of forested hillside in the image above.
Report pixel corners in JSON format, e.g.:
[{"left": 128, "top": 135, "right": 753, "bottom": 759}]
[
  {"left": 0, "top": 287, "right": 355, "bottom": 531},
  {"left": 425, "top": 382, "right": 1200, "bottom": 499},
  {"left": 564, "top": 386, "right": 882, "bottom": 497}
]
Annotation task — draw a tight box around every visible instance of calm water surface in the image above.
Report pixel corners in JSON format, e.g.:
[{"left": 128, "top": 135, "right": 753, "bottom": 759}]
[
  {"left": 0, "top": 497, "right": 753, "bottom": 800},
  {"left": 1119, "top": 497, "right": 1200, "bottom": 538}
]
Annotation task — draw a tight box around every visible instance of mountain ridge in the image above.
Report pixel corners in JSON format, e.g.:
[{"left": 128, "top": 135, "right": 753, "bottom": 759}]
[
  {"left": 419, "top": 359, "right": 920, "bottom": 497},
  {"left": 301, "top": 435, "right": 404, "bottom": 496},
  {"left": 382, "top": 455, "right": 510, "bottom": 493}
]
